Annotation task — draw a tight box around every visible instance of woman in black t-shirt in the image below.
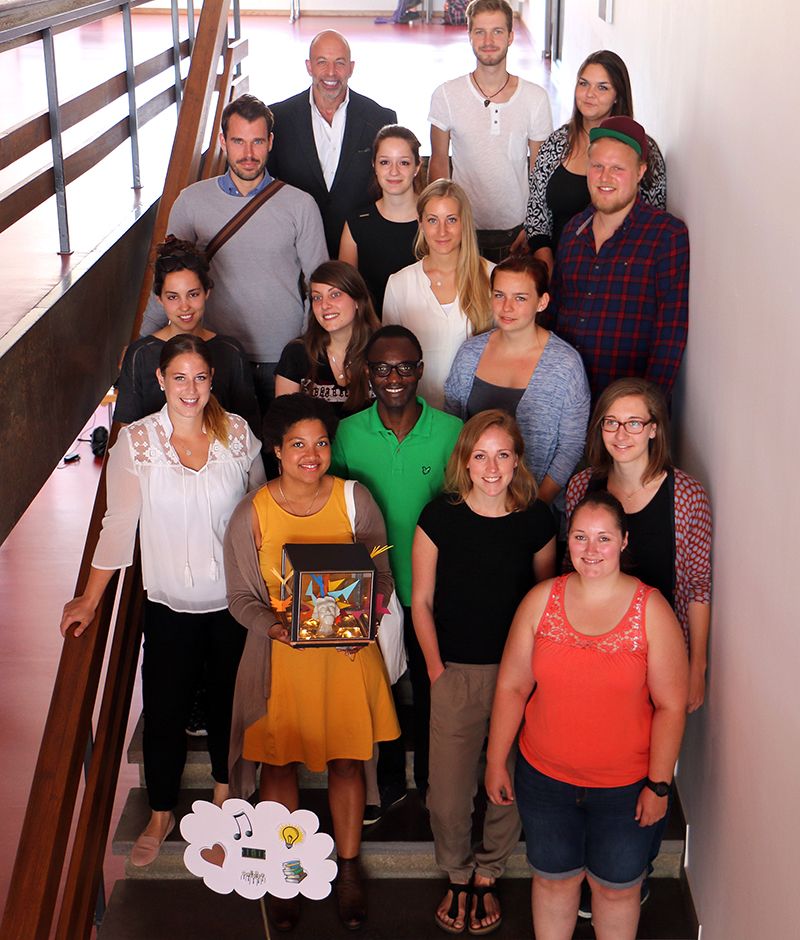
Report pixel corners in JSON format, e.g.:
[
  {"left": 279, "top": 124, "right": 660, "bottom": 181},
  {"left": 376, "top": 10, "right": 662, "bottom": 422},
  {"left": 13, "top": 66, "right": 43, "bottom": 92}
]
[
  {"left": 275, "top": 261, "right": 380, "bottom": 418},
  {"left": 412, "top": 410, "right": 556, "bottom": 935}
]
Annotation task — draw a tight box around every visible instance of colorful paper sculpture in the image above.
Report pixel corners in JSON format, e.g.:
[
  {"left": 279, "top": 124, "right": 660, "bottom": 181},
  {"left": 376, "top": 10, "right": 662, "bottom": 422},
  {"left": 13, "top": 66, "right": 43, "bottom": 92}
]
[{"left": 278, "top": 542, "right": 378, "bottom": 648}]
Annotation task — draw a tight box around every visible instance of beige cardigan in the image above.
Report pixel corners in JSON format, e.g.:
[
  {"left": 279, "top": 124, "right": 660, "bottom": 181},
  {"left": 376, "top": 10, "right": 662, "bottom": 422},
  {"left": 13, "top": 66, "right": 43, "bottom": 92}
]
[{"left": 223, "top": 480, "right": 393, "bottom": 798}]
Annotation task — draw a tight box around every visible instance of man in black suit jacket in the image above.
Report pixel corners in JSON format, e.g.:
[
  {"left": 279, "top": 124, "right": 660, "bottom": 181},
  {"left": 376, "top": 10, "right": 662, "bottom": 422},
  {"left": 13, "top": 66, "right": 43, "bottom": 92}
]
[{"left": 267, "top": 29, "right": 397, "bottom": 258}]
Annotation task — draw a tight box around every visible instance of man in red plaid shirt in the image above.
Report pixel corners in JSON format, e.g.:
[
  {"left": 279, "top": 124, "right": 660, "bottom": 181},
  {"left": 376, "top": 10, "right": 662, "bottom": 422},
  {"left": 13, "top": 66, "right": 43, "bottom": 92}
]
[{"left": 543, "top": 116, "right": 689, "bottom": 404}]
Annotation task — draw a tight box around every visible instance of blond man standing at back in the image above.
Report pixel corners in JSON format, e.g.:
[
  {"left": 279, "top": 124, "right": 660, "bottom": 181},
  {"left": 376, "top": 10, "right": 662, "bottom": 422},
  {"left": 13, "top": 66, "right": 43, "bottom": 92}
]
[{"left": 428, "top": 0, "right": 553, "bottom": 261}]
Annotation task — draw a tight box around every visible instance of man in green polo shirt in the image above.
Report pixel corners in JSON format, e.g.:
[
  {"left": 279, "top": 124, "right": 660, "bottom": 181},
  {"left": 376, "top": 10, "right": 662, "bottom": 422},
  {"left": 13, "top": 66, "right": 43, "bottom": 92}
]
[{"left": 331, "top": 325, "right": 462, "bottom": 815}]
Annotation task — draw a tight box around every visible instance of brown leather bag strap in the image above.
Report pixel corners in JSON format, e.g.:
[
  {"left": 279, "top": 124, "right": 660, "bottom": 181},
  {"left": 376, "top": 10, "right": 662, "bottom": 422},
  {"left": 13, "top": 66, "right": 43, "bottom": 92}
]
[{"left": 204, "top": 179, "right": 286, "bottom": 263}]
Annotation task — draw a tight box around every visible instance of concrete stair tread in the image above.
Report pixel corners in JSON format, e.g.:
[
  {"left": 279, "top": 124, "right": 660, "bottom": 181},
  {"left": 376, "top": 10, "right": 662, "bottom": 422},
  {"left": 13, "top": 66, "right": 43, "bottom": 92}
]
[
  {"left": 97, "top": 876, "right": 696, "bottom": 939},
  {"left": 113, "top": 786, "right": 684, "bottom": 882}
]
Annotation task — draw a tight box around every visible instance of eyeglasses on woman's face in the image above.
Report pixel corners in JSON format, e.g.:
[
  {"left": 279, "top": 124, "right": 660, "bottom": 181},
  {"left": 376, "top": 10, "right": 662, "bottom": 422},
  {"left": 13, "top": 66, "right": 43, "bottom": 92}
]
[{"left": 600, "top": 418, "right": 652, "bottom": 434}]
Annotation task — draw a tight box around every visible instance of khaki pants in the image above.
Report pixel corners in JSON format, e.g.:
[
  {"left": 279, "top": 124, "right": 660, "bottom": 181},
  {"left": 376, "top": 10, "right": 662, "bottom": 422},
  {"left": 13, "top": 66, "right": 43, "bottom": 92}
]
[{"left": 427, "top": 662, "right": 521, "bottom": 881}]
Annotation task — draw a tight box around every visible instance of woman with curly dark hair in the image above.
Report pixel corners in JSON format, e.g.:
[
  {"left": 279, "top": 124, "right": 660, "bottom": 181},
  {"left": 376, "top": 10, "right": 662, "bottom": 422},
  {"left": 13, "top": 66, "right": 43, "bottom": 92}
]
[
  {"left": 225, "top": 394, "right": 399, "bottom": 931},
  {"left": 116, "top": 237, "right": 259, "bottom": 433}
]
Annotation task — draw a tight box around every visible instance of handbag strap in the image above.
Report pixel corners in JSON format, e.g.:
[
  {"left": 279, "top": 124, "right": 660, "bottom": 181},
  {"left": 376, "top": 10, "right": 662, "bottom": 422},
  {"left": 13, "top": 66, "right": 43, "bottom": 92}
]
[
  {"left": 204, "top": 178, "right": 286, "bottom": 263},
  {"left": 343, "top": 479, "right": 357, "bottom": 541}
]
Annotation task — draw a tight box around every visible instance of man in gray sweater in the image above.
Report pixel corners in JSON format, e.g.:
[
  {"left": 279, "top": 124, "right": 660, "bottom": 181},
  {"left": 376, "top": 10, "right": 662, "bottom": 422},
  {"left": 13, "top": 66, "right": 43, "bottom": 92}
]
[{"left": 139, "top": 95, "right": 328, "bottom": 414}]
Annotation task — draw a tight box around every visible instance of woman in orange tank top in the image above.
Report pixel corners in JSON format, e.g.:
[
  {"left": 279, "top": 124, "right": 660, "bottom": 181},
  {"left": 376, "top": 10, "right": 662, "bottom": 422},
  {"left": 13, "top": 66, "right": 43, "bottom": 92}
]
[{"left": 485, "top": 491, "right": 688, "bottom": 940}]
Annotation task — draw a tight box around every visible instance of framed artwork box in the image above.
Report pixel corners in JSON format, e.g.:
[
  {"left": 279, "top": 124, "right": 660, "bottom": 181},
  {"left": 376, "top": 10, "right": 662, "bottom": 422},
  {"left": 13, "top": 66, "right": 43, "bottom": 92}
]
[{"left": 278, "top": 542, "right": 378, "bottom": 649}]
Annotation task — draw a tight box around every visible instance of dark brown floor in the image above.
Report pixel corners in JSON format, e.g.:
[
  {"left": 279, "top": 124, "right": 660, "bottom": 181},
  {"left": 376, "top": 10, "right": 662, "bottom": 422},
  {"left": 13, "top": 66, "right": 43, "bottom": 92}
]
[{"left": 97, "top": 877, "right": 696, "bottom": 939}]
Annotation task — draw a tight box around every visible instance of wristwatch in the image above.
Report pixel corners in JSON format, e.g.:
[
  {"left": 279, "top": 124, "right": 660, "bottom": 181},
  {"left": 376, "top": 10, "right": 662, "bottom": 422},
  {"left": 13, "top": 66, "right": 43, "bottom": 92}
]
[{"left": 645, "top": 778, "right": 670, "bottom": 798}]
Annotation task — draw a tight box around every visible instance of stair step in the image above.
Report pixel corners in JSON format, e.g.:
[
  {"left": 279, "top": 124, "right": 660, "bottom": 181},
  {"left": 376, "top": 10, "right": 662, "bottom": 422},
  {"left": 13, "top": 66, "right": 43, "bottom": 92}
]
[
  {"left": 97, "top": 876, "right": 696, "bottom": 939},
  {"left": 113, "top": 787, "right": 684, "bottom": 880}
]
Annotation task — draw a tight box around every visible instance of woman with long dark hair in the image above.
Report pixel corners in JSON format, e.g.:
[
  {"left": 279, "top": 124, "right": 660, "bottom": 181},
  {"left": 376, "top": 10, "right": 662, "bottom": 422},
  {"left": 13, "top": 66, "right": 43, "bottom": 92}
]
[
  {"left": 524, "top": 51, "right": 667, "bottom": 273},
  {"left": 275, "top": 261, "right": 380, "bottom": 417},
  {"left": 339, "top": 125, "right": 423, "bottom": 316},
  {"left": 567, "top": 377, "right": 711, "bottom": 710}
]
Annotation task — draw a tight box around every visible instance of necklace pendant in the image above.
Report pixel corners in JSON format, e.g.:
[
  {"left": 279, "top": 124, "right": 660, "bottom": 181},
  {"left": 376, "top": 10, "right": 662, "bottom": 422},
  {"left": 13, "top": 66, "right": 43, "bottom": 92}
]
[
  {"left": 186, "top": 448, "right": 192, "bottom": 456},
  {"left": 484, "top": 99, "right": 491, "bottom": 107}
]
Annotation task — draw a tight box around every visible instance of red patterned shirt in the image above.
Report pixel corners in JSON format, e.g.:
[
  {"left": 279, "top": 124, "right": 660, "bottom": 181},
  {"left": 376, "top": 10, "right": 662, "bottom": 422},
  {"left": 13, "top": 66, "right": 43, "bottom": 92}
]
[
  {"left": 544, "top": 199, "right": 689, "bottom": 403},
  {"left": 566, "top": 467, "right": 712, "bottom": 649}
]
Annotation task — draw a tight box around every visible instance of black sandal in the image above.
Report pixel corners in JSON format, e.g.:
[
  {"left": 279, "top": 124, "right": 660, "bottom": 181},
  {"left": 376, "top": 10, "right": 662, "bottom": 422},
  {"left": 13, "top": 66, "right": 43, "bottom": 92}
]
[
  {"left": 469, "top": 884, "right": 501, "bottom": 935},
  {"left": 436, "top": 882, "right": 471, "bottom": 935}
]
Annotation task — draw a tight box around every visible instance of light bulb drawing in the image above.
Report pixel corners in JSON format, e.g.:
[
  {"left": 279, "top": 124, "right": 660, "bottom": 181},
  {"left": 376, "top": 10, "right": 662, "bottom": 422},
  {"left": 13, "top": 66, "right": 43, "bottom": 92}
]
[{"left": 279, "top": 824, "right": 302, "bottom": 850}]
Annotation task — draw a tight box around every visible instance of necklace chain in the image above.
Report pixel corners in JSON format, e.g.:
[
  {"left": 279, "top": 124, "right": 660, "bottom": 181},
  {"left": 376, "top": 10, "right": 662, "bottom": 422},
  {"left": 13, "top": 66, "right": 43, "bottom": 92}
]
[
  {"left": 328, "top": 350, "right": 345, "bottom": 381},
  {"left": 278, "top": 478, "right": 321, "bottom": 516},
  {"left": 172, "top": 431, "right": 200, "bottom": 457},
  {"left": 472, "top": 70, "right": 510, "bottom": 106}
]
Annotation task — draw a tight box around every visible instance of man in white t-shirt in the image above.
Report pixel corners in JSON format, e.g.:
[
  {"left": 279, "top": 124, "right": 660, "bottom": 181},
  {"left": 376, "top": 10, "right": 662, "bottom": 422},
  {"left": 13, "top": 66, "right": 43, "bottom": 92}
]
[{"left": 428, "top": 0, "right": 553, "bottom": 261}]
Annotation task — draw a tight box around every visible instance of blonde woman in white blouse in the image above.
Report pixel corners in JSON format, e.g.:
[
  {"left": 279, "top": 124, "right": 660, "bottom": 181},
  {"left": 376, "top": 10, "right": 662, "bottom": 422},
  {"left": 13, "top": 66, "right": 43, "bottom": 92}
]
[
  {"left": 383, "top": 180, "right": 493, "bottom": 409},
  {"left": 61, "top": 334, "right": 264, "bottom": 867}
]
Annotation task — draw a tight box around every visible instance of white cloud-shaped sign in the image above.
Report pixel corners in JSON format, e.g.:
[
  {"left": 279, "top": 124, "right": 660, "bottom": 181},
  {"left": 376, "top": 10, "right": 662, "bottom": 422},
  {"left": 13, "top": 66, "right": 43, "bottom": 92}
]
[{"left": 181, "top": 799, "right": 337, "bottom": 900}]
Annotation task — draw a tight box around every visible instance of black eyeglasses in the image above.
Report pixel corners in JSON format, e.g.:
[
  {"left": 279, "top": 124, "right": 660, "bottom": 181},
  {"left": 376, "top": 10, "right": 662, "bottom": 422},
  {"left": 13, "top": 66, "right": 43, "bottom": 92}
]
[
  {"left": 600, "top": 418, "right": 653, "bottom": 434},
  {"left": 367, "top": 360, "right": 422, "bottom": 378}
]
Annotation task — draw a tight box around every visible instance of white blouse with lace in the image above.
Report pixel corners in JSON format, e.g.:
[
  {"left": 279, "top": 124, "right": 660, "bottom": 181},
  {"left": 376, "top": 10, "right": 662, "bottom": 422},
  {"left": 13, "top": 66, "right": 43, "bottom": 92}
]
[{"left": 92, "top": 405, "right": 265, "bottom": 613}]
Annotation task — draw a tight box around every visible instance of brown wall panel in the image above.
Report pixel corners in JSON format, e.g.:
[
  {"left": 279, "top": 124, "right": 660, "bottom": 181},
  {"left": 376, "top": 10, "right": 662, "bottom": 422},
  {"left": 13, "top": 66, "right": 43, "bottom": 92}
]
[{"left": 0, "top": 201, "right": 158, "bottom": 546}]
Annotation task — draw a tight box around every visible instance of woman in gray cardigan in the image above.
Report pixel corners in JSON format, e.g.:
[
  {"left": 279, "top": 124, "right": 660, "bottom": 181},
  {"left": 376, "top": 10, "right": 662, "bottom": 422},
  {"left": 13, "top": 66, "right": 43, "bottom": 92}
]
[{"left": 444, "top": 254, "right": 590, "bottom": 513}]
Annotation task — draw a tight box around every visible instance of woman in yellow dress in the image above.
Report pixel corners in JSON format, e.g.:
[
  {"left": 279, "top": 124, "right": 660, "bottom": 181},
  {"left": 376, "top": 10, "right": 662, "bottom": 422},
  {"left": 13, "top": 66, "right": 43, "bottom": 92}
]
[{"left": 224, "top": 393, "right": 400, "bottom": 931}]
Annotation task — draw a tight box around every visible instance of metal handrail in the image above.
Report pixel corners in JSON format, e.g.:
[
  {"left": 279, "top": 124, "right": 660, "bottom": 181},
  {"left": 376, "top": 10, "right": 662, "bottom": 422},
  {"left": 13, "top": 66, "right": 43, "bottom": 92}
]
[{"left": 0, "top": 0, "right": 198, "bottom": 253}]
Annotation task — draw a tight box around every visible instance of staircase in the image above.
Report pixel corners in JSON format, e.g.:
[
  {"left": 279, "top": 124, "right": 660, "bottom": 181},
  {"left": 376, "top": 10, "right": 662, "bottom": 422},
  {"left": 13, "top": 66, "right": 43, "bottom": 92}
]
[{"left": 98, "top": 702, "right": 698, "bottom": 939}]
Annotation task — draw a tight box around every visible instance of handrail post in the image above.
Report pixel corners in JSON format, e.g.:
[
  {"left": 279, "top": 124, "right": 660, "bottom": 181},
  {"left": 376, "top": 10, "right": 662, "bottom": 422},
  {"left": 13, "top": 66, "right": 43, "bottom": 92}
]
[
  {"left": 42, "top": 26, "right": 71, "bottom": 254},
  {"left": 81, "top": 733, "right": 108, "bottom": 927},
  {"left": 188, "top": 0, "right": 196, "bottom": 48},
  {"left": 170, "top": 0, "right": 183, "bottom": 111},
  {"left": 122, "top": 3, "right": 142, "bottom": 190},
  {"left": 232, "top": 0, "right": 241, "bottom": 76}
]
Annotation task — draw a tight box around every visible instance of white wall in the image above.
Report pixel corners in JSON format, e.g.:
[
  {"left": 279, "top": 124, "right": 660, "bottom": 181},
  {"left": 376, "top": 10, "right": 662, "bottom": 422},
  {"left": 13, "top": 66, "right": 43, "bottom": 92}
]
[{"left": 520, "top": 2, "right": 799, "bottom": 937}]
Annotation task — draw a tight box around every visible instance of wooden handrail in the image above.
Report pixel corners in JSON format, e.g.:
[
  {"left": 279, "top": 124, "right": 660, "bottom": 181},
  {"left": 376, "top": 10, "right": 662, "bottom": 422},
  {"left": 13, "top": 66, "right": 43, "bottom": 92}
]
[
  {"left": 201, "top": 37, "right": 249, "bottom": 180},
  {"left": 0, "top": 0, "right": 246, "bottom": 935},
  {"left": 56, "top": 537, "right": 145, "bottom": 940},
  {"left": 0, "top": 37, "right": 192, "bottom": 233},
  {"left": 130, "top": 0, "right": 234, "bottom": 340}
]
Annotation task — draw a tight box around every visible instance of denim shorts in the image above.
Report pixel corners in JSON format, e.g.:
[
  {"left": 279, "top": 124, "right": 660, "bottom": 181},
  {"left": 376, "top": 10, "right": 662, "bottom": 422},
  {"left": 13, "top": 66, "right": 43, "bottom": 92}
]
[{"left": 515, "top": 755, "right": 652, "bottom": 889}]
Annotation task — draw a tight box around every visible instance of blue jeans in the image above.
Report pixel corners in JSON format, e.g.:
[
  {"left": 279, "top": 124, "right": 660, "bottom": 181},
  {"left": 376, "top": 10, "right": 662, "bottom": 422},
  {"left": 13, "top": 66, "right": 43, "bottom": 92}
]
[{"left": 515, "top": 756, "right": 653, "bottom": 889}]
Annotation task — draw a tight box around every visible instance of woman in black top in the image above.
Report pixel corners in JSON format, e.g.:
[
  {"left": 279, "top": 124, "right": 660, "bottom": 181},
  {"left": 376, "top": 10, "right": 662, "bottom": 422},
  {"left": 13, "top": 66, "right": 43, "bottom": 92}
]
[
  {"left": 339, "top": 125, "right": 422, "bottom": 316},
  {"left": 116, "top": 238, "right": 259, "bottom": 433},
  {"left": 275, "top": 261, "right": 380, "bottom": 418},
  {"left": 524, "top": 51, "right": 667, "bottom": 274},
  {"left": 412, "top": 410, "right": 556, "bottom": 935}
]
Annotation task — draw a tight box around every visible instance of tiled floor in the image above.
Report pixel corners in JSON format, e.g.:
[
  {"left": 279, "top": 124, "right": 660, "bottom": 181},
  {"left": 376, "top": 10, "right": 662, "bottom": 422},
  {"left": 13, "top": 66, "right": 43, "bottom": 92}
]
[{"left": 0, "top": 10, "right": 560, "bottom": 927}]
